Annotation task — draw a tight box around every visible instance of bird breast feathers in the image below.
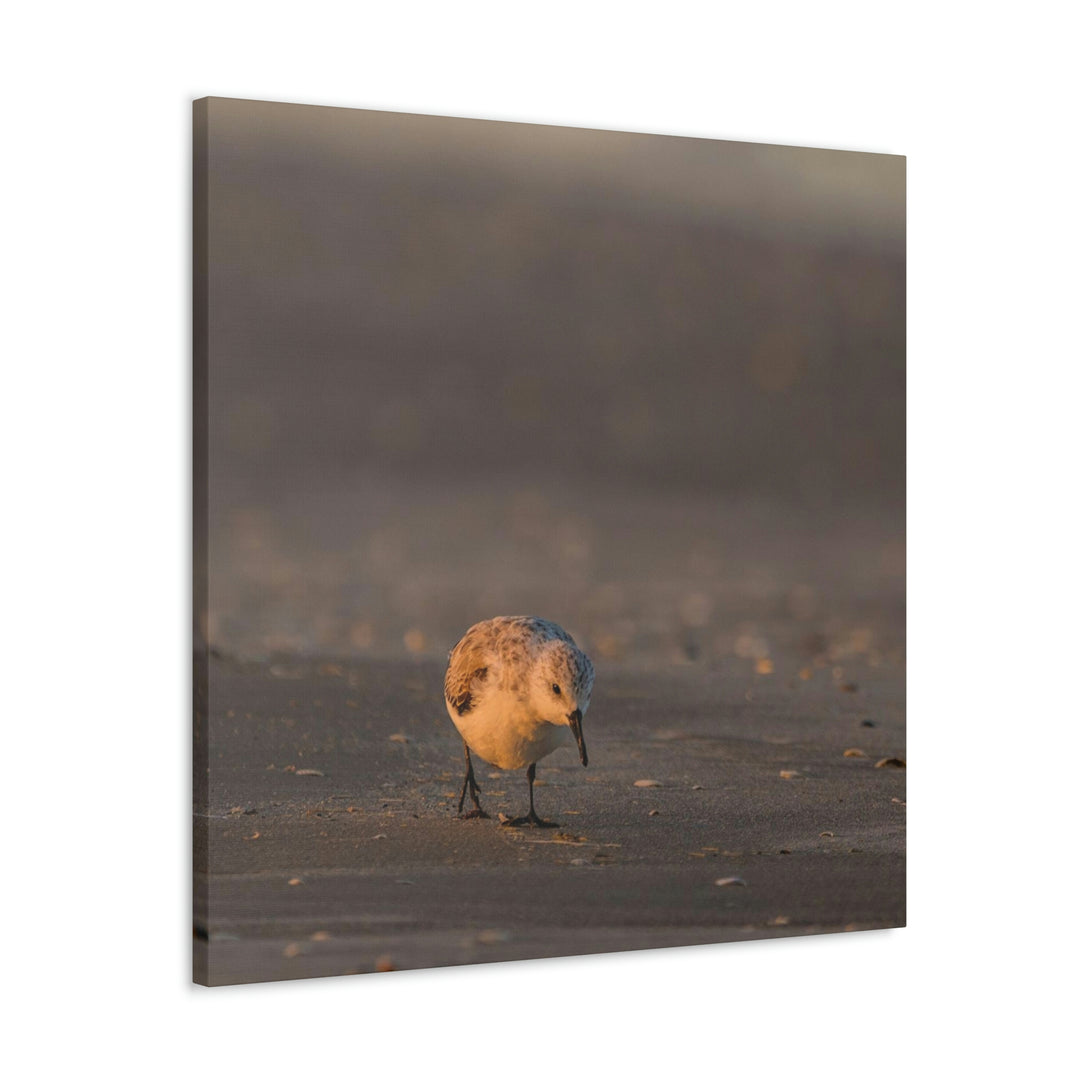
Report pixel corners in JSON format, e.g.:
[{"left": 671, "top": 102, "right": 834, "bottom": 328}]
[{"left": 451, "top": 692, "right": 571, "bottom": 770}]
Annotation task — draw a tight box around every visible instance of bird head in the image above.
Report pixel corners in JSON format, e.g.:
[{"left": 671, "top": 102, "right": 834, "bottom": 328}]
[{"left": 532, "top": 639, "right": 594, "bottom": 766}]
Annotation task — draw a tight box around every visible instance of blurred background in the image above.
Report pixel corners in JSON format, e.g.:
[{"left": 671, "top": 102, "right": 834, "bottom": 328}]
[{"left": 203, "top": 98, "right": 904, "bottom": 670}]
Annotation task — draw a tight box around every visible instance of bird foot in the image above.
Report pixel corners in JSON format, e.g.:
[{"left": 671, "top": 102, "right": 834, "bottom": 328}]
[
  {"left": 458, "top": 808, "right": 490, "bottom": 820},
  {"left": 499, "top": 812, "right": 559, "bottom": 828}
]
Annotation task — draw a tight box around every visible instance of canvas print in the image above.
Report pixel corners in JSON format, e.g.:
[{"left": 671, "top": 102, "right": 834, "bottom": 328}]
[{"left": 193, "top": 97, "right": 905, "bottom": 986}]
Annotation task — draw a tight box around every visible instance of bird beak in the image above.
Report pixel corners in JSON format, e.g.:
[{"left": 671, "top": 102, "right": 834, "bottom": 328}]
[{"left": 568, "top": 709, "right": 588, "bottom": 767}]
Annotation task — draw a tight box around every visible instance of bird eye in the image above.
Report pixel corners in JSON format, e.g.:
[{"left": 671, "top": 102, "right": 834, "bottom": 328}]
[{"left": 552, "top": 683, "right": 561, "bottom": 695}]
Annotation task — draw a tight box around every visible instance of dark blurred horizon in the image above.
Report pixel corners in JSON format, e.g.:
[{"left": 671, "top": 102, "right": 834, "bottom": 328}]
[
  {"left": 208, "top": 99, "right": 903, "bottom": 502},
  {"left": 202, "top": 98, "right": 904, "bottom": 663}
]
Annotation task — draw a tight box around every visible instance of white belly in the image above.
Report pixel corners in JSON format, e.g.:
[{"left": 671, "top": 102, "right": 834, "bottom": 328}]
[{"left": 447, "top": 694, "right": 571, "bottom": 771}]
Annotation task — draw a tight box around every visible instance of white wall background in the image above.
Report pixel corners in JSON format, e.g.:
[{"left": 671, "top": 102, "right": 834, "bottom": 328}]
[{"left": 4, "top": 2, "right": 1075, "bottom": 1076}]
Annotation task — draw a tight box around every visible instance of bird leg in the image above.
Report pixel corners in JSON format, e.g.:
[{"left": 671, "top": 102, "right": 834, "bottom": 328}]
[
  {"left": 457, "top": 743, "right": 488, "bottom": 819},
  {"left": 501, "top": 762, "right": 558, "bottom": 828}
]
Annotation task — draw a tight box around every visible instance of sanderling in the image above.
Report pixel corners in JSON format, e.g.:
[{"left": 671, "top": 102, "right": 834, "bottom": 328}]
[{"left": 444, "top": 616, "right": 594, "bottom": 827}]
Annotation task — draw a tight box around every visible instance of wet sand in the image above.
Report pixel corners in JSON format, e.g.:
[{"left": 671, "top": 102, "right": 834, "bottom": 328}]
[{"left": 194, "top": 649, "right": 905, "bottom": 986}]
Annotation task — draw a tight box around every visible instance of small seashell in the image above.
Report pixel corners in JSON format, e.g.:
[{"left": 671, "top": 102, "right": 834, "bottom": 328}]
[
  {"left": 779, "top": 770, "right": 800, "bottom": 780},
  {"left": 652, "top": 729, "right": 685, "bottom": 742},
  {"left": 715, "top": 877, "right": 747, "bottom": 887},
  {"left": 295, "top": 768, "right": 324, "bottom": 776},
  {"left": 874, "top": 757, "right": 906, "bottom": 769},
  {"left": 270, "top": 665, "right": 305, "bottom": 679},
  {"left": 288, "top": 877, "right": 302, "bottom": 886},
  {"left": 634, "top": 779, "right": 662, "bottom": 788},
  {"left": 648, "top": 809, "right": 660, "bottom": 817},
  {"left": 843, "top": 748, "right": 867, "bottom": 758},
  {"left": 388, "top": 733, "right": 410, "bottom": 743}
]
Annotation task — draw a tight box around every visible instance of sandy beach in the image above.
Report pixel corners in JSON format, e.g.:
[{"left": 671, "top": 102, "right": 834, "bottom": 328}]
[{"left": 194, "top": 642, "right": 904, "bottom": 985}]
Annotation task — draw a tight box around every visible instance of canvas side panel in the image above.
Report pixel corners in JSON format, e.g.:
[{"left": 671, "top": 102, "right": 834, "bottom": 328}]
[{"left": 191, "top": 96, "right": 210, "bottom": 987}]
